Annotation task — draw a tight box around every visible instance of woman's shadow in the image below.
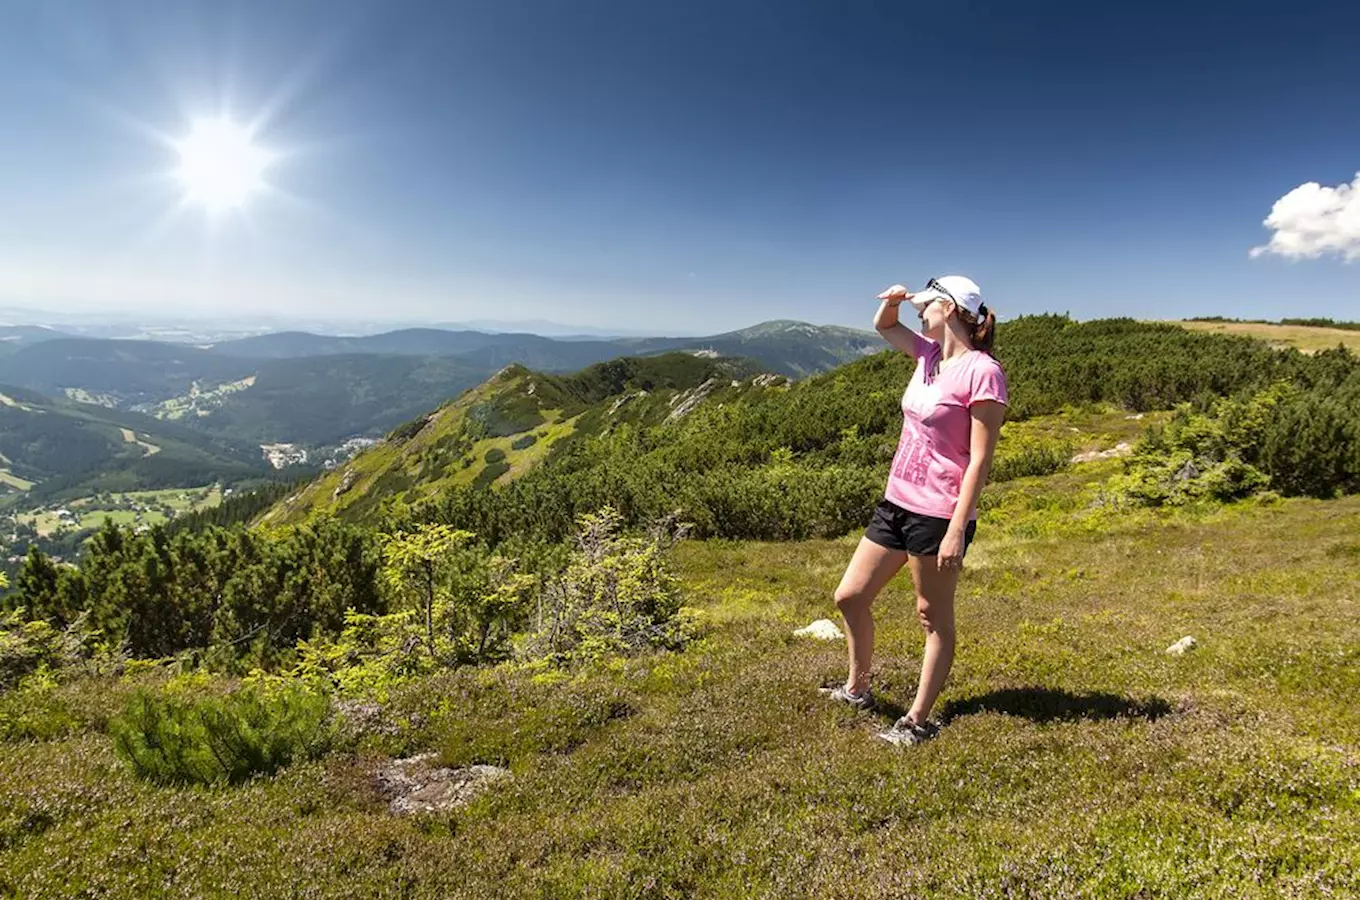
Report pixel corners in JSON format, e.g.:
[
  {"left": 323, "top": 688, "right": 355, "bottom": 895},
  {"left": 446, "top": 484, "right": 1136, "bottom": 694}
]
[{"left": 931, "top": 687, "right": 1172, "bottom": 724}]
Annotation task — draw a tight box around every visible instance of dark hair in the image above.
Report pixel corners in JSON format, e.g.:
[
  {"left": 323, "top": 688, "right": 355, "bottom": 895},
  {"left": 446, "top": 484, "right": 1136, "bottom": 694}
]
[{"left": 957, "top": 304, "right": 997, "bottom": 353}]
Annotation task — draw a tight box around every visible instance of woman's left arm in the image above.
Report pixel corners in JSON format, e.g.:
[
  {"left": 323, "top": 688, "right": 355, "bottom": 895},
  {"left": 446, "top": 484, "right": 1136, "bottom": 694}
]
[{"left": 938, "top": 400, "right": 1007, "bottom": 570}]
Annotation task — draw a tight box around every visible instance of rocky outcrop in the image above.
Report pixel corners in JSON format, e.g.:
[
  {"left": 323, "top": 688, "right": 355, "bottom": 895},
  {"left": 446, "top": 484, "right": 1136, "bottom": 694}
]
[
  {"left": 667, "top": 378, "right": 721, "bottom": 421},
  {"left": 1071, "top": 442, "right": 1132, "bottom": 464},
  {"left": 333, "top": 469, "right": 359, "bottom": 500},
  {"left": 374, "top": 753, "right": 511, "bottom": 816}
]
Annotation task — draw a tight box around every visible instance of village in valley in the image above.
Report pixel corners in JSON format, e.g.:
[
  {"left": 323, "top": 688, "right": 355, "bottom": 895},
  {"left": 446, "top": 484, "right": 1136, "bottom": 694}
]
[{"left": 2, "top": 486, "right": 225, "bottom": 566}]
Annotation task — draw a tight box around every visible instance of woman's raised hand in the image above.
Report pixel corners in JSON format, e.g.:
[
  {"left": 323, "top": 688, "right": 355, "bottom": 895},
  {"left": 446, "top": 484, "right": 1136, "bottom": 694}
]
[{"left": 877, "top": 284, "right": 911, "bottom": 305}]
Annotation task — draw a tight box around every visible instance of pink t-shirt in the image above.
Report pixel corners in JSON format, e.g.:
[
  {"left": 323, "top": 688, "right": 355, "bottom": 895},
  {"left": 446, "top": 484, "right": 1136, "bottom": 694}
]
[{"left": 885, "top": 332, "right": 1008, "bottom": 521}]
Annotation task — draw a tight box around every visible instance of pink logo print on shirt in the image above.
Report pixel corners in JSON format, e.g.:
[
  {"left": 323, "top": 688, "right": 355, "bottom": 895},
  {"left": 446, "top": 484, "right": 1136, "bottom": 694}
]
[{"left": 892, "top": 434, "right": 931, "bottom": 486}]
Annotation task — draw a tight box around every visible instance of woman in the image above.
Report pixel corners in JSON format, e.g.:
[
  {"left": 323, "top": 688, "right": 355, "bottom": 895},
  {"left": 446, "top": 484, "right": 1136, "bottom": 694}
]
[{"left": 823, "top": 275, "right": 1007, "bottom": 745}]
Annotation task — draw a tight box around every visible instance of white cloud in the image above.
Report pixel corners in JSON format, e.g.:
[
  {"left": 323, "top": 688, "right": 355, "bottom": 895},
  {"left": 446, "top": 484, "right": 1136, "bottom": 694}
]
[{"left": 1251, "top": 172, "right": 1360, "bottom": 261}]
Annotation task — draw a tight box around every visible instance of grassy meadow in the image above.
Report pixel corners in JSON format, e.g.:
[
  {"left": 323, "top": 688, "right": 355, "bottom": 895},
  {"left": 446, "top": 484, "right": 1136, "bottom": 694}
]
[
  {"left": 1172, "top": 320, "right": 1360, "bottom": 354},
  {"left": 0, "top": 469, "right": 34, "bottom": 492},
  {"left": 3, "top": 463, "right": 1356, "bottom": 898},
  {"left": 15, "top": 486, "right": 222, "bottom": 537}
]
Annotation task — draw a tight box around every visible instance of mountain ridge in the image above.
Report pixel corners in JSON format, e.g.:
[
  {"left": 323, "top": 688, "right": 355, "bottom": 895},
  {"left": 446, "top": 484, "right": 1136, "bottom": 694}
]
[
  {"left": 260, "top": 353, "right": 781, "bottom": 524},
  {"left": 0, "top": 321, "right": 878, "bottom": 446}
]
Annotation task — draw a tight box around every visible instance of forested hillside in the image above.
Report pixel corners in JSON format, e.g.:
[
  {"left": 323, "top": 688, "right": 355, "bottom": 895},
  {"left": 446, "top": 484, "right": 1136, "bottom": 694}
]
[
  {"left": 0, "top": 383, "right": 266, "bottom": 507},
  {"left": 0, "top": 325, "right": 68, "bottom": 356},
  {"left": 265, "top": 316, "right": 1358, "bottom": 545},
  {"left": 263, "top": 353, "right": 772, "bottom": 522},
  {"left": 0, "top": 339, "right": 253, "bottom": 406}
]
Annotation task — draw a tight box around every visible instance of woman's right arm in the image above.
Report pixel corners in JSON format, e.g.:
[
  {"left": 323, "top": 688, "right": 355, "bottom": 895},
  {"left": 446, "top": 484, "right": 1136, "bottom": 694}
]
[{"left": 874, "top": 285, "right": 928, "bottom": 357}]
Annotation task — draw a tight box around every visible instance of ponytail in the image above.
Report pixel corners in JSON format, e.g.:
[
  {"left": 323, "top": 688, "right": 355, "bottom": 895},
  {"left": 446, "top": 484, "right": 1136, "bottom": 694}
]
[{"left": 957, "top": 305, "right": 997, "bottom": 353}]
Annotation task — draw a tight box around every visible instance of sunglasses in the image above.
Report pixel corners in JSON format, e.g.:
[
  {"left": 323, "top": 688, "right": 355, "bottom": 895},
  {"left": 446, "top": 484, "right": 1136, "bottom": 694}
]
[{"left": 925, "top": 278, "right": 957, "bottom": 306}]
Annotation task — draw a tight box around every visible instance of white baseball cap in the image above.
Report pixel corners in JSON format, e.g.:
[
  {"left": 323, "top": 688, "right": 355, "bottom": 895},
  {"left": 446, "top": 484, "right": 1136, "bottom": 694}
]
[{"left": 914, "top": 275, "right": 986, "bottom": 319}]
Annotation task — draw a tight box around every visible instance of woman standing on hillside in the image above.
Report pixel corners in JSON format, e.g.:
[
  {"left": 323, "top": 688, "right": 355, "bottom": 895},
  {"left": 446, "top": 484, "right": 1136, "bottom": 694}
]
[{"left": 823, "top": 276, "right": 1007, "bottom": 745}]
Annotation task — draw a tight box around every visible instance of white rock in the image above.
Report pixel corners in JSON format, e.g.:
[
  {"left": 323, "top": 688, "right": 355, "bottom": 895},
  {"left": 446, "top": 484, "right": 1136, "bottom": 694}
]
[
  {"left": 1070, "top": 441, "right": 1135, "bottom": 464},
  {"left": 793, "top": 619, "right": 844, "bottom": 640},
  {"left": 374, "top": 753, "right": 510, "bottom": 816},
  {"left": 1166, "top": 636, "right": 1197, "bottom": 656}
]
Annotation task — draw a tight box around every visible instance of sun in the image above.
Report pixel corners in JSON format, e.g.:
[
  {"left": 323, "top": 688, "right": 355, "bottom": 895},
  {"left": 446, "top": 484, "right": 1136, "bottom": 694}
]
[{"left": 173, "top": 117, "right": 272, "bottom": 212}]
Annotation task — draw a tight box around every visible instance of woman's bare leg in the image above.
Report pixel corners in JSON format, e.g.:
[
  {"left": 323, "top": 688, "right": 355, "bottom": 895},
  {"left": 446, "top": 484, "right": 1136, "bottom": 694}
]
[
  {"left": 905, "top": 554, "right": 960, "bottom": 722},
  {"left": 833, "top": 538, "right": 909, "bottom": 694}
]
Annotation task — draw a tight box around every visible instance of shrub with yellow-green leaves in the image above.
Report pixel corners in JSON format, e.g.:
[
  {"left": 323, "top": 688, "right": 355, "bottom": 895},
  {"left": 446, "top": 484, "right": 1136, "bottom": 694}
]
[
  {"left": 380, "top": 524, "right": 535, "bottom": 666},
  {"left": 523, "top": 507, "right": 698, "bottom": 666},
  {"left": 0, "top": 606, "right": 102, "bottom": 690}
]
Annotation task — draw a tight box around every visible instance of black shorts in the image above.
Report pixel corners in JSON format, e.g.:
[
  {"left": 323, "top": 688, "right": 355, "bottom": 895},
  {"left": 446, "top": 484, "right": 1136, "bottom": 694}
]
[{"left": 864, "top": 498, "right": 977, "bottom": 557}]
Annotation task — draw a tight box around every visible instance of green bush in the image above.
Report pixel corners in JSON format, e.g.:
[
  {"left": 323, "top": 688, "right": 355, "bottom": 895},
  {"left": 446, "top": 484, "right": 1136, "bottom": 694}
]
[
  {"left": 484, "top": 447, "right": 507, "bottom": 465},
  {"left": 524, "top": 507, "right": 697, "bottom": 666},
  {"left": 472, "top": 460, "right": 511, "bottom": 489},
  {"left": 990, "top": 435, "right": 1074, "bottom": 483},
  {"left": 379, "top": 524, "right": 534, "bottom": 667},
  {"left": 1279, "top": 317, "right": 1360, "bottom": 331},
  {"left": 14, "top": 519, "right": 384, "bottom": 664},
  {"left": 111, "top": 684, "right": 334, "bottom": 785},
  {"left": 1256, "top": 389, "right": 1359, "bottom": 497},
  {"left": 466, "top": 393, "right": 546, "bottom": 438},
  {"left": 292, "top": 610, "right": 436, "bottom": 698},
  {"left": 511, "top": 434, "right": 538, "bottom": 451},
  {"left": 1118, "top": 376, "right": 1360, "bottom": 505},
  {"left": 0, "top": 607, "right": 98, "bottom": 690}
]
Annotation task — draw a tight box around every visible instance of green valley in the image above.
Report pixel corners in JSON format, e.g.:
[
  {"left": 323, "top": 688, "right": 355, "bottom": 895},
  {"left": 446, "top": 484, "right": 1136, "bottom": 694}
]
[
  {"left": 15, "top": 486, "right": 223, "bottom": 537},
  {"left": 0, "top": 383, "right": 266, "bottom": 511}
]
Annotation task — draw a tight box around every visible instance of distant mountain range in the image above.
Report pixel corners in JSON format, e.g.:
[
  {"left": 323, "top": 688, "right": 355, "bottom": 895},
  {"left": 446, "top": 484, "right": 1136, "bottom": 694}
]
[
  {"left": 206, "top": 321, "right": 878, "bottom": 373},
  {"left": 0, "top": 321, "right": 880, "bottom": 446},
  {"left": 0, "top": 310, "right": 656, "bottom": 342},
  {"left": 0, "top": 325, "right": 68, "bottom": 355}
]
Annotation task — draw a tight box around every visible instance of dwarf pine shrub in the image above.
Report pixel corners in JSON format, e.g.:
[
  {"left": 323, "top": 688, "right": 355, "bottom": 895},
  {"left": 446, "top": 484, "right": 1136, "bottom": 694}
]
[
  {"left": 524, "top": 507, "right": 697, "bottom": 665},
  {"left": 111, "top": 683, "right": 333, "bottom": 786},
  {"left": 990, "top": 434, "right": 1074, "bottom": 483},
  {"left": 1116, "top": 378, "right": 1359, "bottom": 505}
]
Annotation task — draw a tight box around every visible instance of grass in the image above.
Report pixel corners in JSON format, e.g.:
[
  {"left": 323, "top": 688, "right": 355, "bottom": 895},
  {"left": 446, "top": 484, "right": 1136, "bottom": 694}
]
[
  {"left": 1172, "top": 320, "right": 1360, "bottom": 353},
  {"left": 1000, "top": 403, "right": 1168, "bottom": 455},
  {"left": 140, "top": 376, "right": 257, "bottom": 421},
  {"left": 266, "top": 396, "right": 582, "bottom": 522},
  {"left": 454, "top": 412, "right": 578, "bottom": 488},
  {"left": 118, "top": 428, "right": 161, "bottom": 456},
  {"left": 72, "top": 486, "right": 225, "bottom": 514},
  {"left": 1, "top": 489, "right": 1357, "bottom": 896},
  {"left": 0, "top": 469, "right": 33, "bottom": 491}
]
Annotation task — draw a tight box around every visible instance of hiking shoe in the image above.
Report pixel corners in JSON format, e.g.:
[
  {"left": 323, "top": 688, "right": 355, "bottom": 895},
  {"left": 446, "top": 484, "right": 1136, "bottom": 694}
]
[
  {"left": 820, "top": 684, "right": 876, "bottom": 711},
  {"left": 876, "top": 715, "right": 939, "bottom": 746}
]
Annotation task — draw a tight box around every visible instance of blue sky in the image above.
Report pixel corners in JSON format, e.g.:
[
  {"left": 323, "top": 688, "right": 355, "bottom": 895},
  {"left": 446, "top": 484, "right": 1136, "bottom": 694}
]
[{"left": 0, "top": 0, "right": 1357, "bottom": 333}]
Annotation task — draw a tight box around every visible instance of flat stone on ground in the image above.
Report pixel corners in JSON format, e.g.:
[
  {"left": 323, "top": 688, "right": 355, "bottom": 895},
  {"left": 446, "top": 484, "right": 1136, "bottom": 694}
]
[{"left": 374, "top": 753, "right": 511, "bottom": 815}]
